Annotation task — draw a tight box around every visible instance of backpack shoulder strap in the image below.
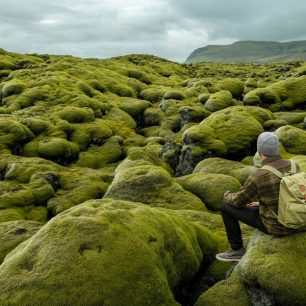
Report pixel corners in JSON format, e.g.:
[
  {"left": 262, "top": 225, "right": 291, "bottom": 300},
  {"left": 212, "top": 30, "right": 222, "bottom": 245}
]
[
  {"left": 289, "top": 159, "right": 297, "bottom": 174},
  {"left": 261, "top": 165, "right": 283, "bottom": 178},
  {"left": 262, "top": 160, "right": 298, "bottom": 178}
]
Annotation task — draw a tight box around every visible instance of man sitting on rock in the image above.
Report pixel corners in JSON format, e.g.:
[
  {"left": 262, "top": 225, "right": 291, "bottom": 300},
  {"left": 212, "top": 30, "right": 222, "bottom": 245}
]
[{"left": 216, "top": 132, "right": 300, "bottom": 262}]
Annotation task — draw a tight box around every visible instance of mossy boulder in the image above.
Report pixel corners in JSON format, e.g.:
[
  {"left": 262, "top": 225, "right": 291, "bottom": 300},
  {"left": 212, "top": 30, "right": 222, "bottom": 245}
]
[
  {"left": 217, "top": 78, "right": 244, "bottom": 99},
  {"left": 0, "top": 220, "right": 42, "bottom": 264},
  {"left": 47, "top": 168, "right": 109, "bottom": 215},
  {"left": 204, "top": 90, "right": 234, "bottom": 112},
  {"left": 183, "top": 106, "right": 271, "bottom": 160},
  {"left": 127, "top": 69, "right": 151, "bottom": 84},
  {"left": 274, "top": 111, "right": 306, "bottom": 126},
  {"left": 195, "top": 269, "right": 251, "bottom": 306},
  {"left": 268, "top": 76, "right": 306, "bottom": 110},
  {"left": 163, "top": 90, "right": 185, "bottom": 100},
  {"left": 1, "top": 80, "right": 25, "bottom": 97},
  {"left": 143, "top": 107, "right": 163, "bottom": 126},
  {"left": 55, "top": 106, "right": 95, "bottom": 123},
  {"left": 140, "top": 87, "right": 167, "bottom": 103},
  {"left": 243, "top": 87, "right": 281, "bottom": 111},
  {"left": 194, "top": 157, "right": 255, "bottom": 184},
  {"left": 0, "top": 199, "right": 218, "bottom": 306},
  {"left": 262, "top": 119, "right": 288, "bottom": 130},
  {"left": 23, "top": 137, "right": 79, "bottom": 165},
  {"left": 0, "top": 172, "right": 56, "bottom": 208},
  {"left": 115, "top": 97, "right": 151, "bottom": 119},
  {"left": 20, "top": 118, "right": 53, "bottom": 135},
  {"left": 275, "top": 125, "right": 306, "bottom": 154},
  {"left": 198, "top": 93, "right": 211, "bottom": 104},
  {"left": 197, "top": 230, "right": 306, "bottom": 305},
  {"left": 69, "top": 121, "right": 113, "bottom": 150},
  {"left": 176, "top": 173, "right": 241, "bottom": 211},
  {"left": 74, "top": 136, "right": 123, "bottom": 169},
  {"left": 108, "top": 81, "right": 137, "bottom": 98},
  {"left": 0, "top": 118, "right": 34, "bottom": 152},
  {"left": 179, "top": 106, "right": 210, "bottom": 125},
  {"left": 105, "top": 160, "right": 206, "bottom": 211},
  {"left": 238, "top": 231, "right": 306, "bottom": 305}
]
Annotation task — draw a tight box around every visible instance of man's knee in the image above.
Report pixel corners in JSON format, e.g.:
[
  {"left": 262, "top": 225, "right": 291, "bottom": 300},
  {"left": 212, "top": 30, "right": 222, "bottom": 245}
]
[{"left": 221, "top": 202, "right": 232, "bottom": 215}]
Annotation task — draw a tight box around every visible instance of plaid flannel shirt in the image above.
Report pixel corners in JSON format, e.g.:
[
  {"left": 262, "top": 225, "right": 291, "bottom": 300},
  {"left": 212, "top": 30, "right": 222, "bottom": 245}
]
[{"left": 224, "top": 155, "right": 300, "bottom": 236}]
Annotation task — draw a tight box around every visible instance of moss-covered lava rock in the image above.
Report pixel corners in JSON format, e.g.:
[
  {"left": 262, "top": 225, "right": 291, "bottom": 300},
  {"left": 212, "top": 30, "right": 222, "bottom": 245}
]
[{"left": 0, "top": 198, "right": 219, "bottom": 306}]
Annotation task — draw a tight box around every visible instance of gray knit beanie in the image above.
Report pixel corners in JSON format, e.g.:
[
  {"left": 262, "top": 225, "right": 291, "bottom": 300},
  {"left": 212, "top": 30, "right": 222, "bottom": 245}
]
[{"left": 257, "top": 132, "right": 279, "bottom": 156}]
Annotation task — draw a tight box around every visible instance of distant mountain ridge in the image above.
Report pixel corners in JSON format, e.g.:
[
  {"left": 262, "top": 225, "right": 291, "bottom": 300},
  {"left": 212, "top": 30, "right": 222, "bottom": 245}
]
[{"left": 186, "top": 40, "right": 306, "bottom": 63}]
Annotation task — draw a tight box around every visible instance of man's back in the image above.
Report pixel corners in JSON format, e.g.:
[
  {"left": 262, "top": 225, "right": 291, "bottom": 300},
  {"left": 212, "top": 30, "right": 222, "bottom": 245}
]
[{"left": 254, "top": 155, "right": 299, "bottom": 236}]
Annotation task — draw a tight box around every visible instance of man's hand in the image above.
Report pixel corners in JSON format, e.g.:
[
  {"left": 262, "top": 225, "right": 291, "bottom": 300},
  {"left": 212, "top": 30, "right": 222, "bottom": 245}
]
[{"left": 246, "top": 201, "right": 259, "bottom": 207}]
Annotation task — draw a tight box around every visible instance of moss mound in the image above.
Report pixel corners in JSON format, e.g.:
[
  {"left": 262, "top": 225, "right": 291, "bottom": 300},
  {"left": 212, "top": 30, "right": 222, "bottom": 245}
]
[
  {"left": 176, "top": 173, "right": 241, "bottom": 210},
  {"left": 204, "top": 90, "right": 234, "bottom": 112},
  {"left": 0, "top": 199, "right": 218, "bottom": 306},
  {"left": 194, "top": 157, "right": 255, "bottom": 184},
  {"left": 238, "top": 231, "right": 306, "bottom": 305},
  {"left": 195, "top": 270, "right": 251, "bottom": 306},
  {"left": 217, "top": 78, "right": 244, "bottom": 99},
  {"left": 275, "top": 125, "right": 306, "bottom": 154},
  {"left": 0, "top": 220, "right": 42, "bottom": 264},
  {"left": 105, "top": 160, "right": 206, "bottom": 211},
  {"left": 182, "top": 106, "right": 272, "bottom": 162}
]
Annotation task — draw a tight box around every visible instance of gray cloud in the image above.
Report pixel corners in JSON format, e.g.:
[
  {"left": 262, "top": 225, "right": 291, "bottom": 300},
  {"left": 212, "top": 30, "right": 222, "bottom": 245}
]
[{"left": 0, "top": 0, "right": 306, "bottom": 62}]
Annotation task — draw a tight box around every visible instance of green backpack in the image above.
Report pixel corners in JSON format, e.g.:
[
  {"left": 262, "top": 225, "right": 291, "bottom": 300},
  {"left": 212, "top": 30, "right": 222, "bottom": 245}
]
[{"left": 262, "top": 160, "right": 306, "bottom": 229}]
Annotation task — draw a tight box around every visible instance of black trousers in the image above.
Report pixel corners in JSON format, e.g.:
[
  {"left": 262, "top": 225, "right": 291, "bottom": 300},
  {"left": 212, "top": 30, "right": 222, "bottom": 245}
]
[{"left": 221, "top": 203, "right": 269, "bottom": 250}]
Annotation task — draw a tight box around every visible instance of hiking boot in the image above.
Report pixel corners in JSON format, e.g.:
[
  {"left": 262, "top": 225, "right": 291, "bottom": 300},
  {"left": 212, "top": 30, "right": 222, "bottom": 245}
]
[{"left": 215, "top": 247, "right": 245, "bottom": 262}]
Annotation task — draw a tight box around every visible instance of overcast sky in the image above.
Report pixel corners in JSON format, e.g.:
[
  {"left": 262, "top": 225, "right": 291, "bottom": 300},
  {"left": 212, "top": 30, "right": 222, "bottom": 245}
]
[{"left": 1, "top": 0, "right": 306, "bottom": 62}]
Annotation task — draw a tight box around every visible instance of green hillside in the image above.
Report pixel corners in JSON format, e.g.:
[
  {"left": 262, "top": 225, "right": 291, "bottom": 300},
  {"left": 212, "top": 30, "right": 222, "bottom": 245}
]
[
  {"left": 186, "top": 40, "right": 306, "bottom": 63},
  {"left": 0, "top": 48, "right": 306, "bottom": 305}
]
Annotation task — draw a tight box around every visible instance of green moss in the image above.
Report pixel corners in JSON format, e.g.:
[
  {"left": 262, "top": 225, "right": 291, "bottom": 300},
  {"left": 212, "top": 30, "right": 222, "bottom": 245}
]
[
  {"left": 74, "top": 136, "right": 123, "bottom": 169},
  {"left": 274, "top": 111, "right": 306, "bottom": 126},
  {"left": 55, "top": 106, "right": 95, "bottom": 123},
  {"left": 1, "top": 80, "right": 25, "bottom": 97},
  {"left": 183, "top": 106, "right": 269, "bottom": 160},
  {"left": 140, "top": 87, "right": 167, "bottom": 103},
  {"left": 0, "top": 199, "right": 218, "bottom": 306},
  {"left": 176, "top": 173, "right": 241, "bottom": 210},
  {"left": 143, "top": 107, "right": 163, "bottom": 126},
  {"left": 20, "top": 118, "right": 53, "bottom": 135},
  {"left": 217, "top": 78, "right": 244, "bottom": 99},
  {"left": 243, "top": 87, "right": 281, "bottom": 110},
  {"left": 23, "top": 137, "right": 79, "bottom": 165},
  {"left": 0, "top": 119, "right": 34, "bottom": 152},
  {"left": 104, "top": 107, "right": 137, "bottom": 130},
  {"left": 193, "top": 157, "right": 254, "bottom": 184},
  {"left": 238, "top": 231, "right": 306, "bottom": 305},
  {"left": 69, "top": 121, "right": 113, "bottom": 150},
  {"left": 268, "top": 76, "right": 306, "bottom": 110},
  {"left": 163, "top": 90, "right": 185, "bottom": 100},
  {"left": 275, "top": 125, "right": 306, "bottom": 154},
  {"left": 262, "top": 119, "right": 288, "bottom": 129},
  {"left": 77, "top": 81, "right": 97, "bottom": 97},
  {"left": 115, "top": 97, "right": 151, "bottom": 118},
  {"left": 25, "top": 206, "right": 48, "bottom": 222},
  {"left": 195, "top": 270, "right": 251, "bottom": 306},
  {"left": 198, "top": 93, "right": 211, "bottom": 104},
  {"left": 0, "top": 220, "right": 42, "bottom": 263},
  {"left": 204, "top": 90, "right": 234, "bottom": 112},
  {"left": 0, "top": 173, "right": 55, "bottom": 213},
  {"left": 127, "top": 69, "right": 151, "bottom": 84},
  {"left": 179, "top": 106, "right": 210, "bottom": 125},
  {"left": 105, "top": 161, "right": 206, "bottom": 211},
  {"left": 0, "top": 208, "right": 25, "bottom": 223},
  {"left": 108, "top": 81, "right": 137, "bottom": 98},
  {"left": 122, "top": 135, "right": 145, "bottom": 154}
]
